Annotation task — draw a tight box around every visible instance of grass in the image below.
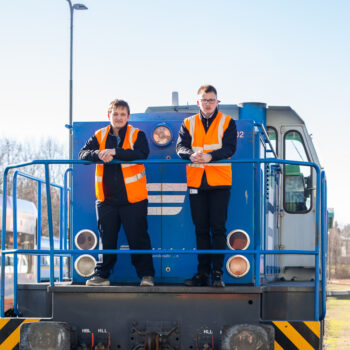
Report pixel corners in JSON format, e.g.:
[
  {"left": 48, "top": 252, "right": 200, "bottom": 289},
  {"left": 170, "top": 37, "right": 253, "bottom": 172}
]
[
  {"left": 327, "top": 284, "right": 350, "bottom": 291},
  {"left": 324, "top": 296, "right": 350, "bottom": 349}
]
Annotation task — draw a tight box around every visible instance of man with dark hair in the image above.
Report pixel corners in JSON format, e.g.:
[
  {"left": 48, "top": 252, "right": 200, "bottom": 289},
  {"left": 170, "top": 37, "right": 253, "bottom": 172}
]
[
  {"left": 79, "top": 99, "right": 155, "bottom": 286},
  {"left": 176, "top": 85, "right": 237, "bottom": 287}
]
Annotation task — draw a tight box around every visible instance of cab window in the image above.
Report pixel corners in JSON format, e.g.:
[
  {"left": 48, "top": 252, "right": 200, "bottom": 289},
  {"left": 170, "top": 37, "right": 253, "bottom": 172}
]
[
  {"left": 5, "top": 255, "right": 13, "bottom": 266},
  {"left": 284, "top": 130, "right": 312, "bottom": 213},
  {"left": 267, "top": 127, "right": 277, "bottom": 155}
]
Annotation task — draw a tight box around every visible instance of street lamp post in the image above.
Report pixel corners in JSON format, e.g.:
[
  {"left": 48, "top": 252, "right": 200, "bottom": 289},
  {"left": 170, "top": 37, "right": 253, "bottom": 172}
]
[
  {"left": 65, "top": 1, "right": 87, "bottom": 258},
  {"left": 66, "top": 0, "right": 88, "bottom": 160}
]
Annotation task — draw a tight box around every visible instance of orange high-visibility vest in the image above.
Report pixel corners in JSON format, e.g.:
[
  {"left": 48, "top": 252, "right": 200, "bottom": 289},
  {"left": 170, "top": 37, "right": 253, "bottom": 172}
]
[
  {"left": 95, "top": 124, "right": 148, "bottom": 203},
  {"left": 184, "top": 112, "right": 232, "bottom": 188}
]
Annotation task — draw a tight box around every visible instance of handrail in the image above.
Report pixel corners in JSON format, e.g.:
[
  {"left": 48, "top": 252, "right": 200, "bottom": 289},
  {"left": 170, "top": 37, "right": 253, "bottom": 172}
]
[
  {"left": 59, "top": 187, "right": 64, "bottom": 282},
  {"left": 2, "top": 248, "right": 318, "bottom": 255},
  {"left": 7, "top": 170, "right": 71, "bottom": 315},
  {"left": 255, "top": 123, "right": 278, "bottom": 159},
  {"left": 63, "top": 168, "right": 73, "bottom": 279},
  {"left": 12, "top": 173, "right": 19, "bottom": 315},
  {"left": 1, "top": 157, "right": 325, "bottom": 320},
  {"left": 37, "top": 180, "right": 41, "bottom": 282},
  {"left": 320, "top": 170, "right": 327, "bottom": 320},
  {"left": 0, "top": 158, "right": 318, "bottom": 166}
]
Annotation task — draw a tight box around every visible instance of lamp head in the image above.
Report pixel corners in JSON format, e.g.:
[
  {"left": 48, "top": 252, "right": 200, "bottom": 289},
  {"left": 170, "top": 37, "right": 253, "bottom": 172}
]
[{"left": 73, "top": 3, "right": 88, "bottom": 10}]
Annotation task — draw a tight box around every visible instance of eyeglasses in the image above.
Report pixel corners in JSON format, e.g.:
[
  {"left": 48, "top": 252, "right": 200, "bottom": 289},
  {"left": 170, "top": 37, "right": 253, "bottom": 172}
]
[{"left": 199, "top": 99, "right": 217, "bottom": 104}]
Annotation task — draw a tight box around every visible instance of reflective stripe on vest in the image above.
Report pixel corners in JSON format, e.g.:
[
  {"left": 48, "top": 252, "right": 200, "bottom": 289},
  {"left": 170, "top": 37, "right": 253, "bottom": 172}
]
[
  {"left": 184, "top": 112, "right": 232, "bottom": 188},
  {"left": 124, "top": 170, "right": 146, "bottom": 184},
  {"left": 94, "top": 126, "right": 110, "bottom": 202},
  {"left": 94, "top": 124, "right": 148, "bottom": 203},
  {"left": 128, "top": 126, "right": 137, "bottom": 150}
]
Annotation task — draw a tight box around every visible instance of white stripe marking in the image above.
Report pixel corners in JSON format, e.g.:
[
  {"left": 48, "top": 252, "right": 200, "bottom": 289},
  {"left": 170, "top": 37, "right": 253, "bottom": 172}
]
[
  {"left": 148, "top": 195, "right": 185, "bottom": 203},
  {"left": 147, "top": 207, "right": 183, "bottom": 215},
  {"left": 147, "top": 183, "right": 187, "bottom": 192}
]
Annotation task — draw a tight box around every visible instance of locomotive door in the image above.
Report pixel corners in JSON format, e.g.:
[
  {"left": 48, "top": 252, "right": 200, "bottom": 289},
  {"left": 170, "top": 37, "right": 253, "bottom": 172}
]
[
  {"left": 145, "top": 117, "right": 196, "bottom": 283},
  {"left": 278, "top": 125, "right": 317, "bottom": 280}
]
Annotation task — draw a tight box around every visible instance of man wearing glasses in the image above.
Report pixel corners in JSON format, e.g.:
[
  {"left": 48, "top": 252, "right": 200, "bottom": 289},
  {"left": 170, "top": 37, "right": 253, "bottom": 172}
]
[{"left": 176, "top": 85, "right": 237, "bottom": 287}]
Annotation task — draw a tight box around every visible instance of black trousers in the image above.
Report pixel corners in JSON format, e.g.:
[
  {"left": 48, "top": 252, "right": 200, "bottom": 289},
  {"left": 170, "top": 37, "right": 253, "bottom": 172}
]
[
  {"left": 95, "top": 199, "right": 155, "bottom": 279},
  {"left": 189, "top": 188, "right": 230, "bottom": 275}
]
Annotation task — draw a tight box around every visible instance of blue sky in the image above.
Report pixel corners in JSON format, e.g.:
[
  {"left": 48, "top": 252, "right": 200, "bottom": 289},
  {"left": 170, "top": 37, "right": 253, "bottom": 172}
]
[{"left": 1, "top": 0, "right": 349, "bottom": 225}]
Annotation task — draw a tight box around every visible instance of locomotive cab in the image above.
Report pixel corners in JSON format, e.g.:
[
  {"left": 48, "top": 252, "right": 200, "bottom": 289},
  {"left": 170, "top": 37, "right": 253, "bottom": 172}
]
[{"left": 267, "top": 106, "right": 321, "bottom": 281}]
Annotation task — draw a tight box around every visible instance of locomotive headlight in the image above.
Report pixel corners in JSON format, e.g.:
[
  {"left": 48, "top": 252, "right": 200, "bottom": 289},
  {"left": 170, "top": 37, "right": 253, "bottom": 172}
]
[
  {"left": 152, "top": 125, "right": 172, "bottom": 146},
  {"left": 227, "top": 229, "right": 250, "bottom": 250},
  {"left": 75, "top": 229, "right": 98, "bottom": 250},
  {"left": 221, "top": 324, "right": 273, "bottom": 350},
  {"left": 74, "top": 254, "right": 96, "bottom": 277},
  {"left": 20, "top": 321, "right": 70, "bottom": 350},
  {"left": 226, "top": 255, "right": 250, "bottom": 278}
]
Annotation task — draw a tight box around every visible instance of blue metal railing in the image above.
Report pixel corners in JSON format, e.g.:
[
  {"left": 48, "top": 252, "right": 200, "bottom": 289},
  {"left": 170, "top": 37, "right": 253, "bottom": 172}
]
[
  {"left": 11, "top": 170, "right": 70, "bottom": 278},
  {"left": 320, "top": 170, "right": 327, "bottom": 320},
  {"left": 1, "top": 157, "right": 325, "bottom": 320},
  {"left": 2, "top": 168, "right": 72, "bottom": 315},
  {"left": 255, "top": 123, "right": 278, "bottom": 159},
  {"left": 63, "top": 168, "right": 73, "bottom": 278}
]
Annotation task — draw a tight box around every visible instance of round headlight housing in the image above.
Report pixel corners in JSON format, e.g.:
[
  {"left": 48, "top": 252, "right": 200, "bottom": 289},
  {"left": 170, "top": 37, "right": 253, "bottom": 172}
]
[
  {"left": 75, "top": 229, "right": 98, "bottom": 250},
  {"left": 74, "top": 254, "right": 96, "bottom": 277},
  {"left": 227, "top": 229, "right": 250, "bottom": 250},
  {"left": 226, "top": 255, "right": 250, "bottom": 278},
  {"left": 152, "top": 125, "right": 172, "bottom": 146}
]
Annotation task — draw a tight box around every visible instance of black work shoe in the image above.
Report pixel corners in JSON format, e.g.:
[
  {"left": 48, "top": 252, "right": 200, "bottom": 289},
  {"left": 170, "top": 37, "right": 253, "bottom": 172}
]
[
  {"left": 184, "top": 273, "right": 210, "bottom": 286},
  {"left": 212, "top": 271, "right": 225, "bottom": 288}
]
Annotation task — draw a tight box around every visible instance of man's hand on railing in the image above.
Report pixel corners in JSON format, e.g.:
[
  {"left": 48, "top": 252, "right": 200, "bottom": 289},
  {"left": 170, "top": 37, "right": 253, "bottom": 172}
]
[{"left": 98, "top": 149, "right": 116, "bottom": 163}]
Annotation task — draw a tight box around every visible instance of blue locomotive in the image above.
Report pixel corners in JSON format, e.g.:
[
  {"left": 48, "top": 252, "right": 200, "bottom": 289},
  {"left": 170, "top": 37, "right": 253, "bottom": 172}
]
[{"left": 0, "top": 97, "right": 327, "bottom": 349}]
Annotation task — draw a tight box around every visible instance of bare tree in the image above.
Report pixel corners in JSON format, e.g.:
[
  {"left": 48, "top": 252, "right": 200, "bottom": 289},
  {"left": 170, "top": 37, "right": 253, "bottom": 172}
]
[
  {"left": 328, "top": 223, "right": 341, "bottom": 280},
  {"left": 0, "top": 137, "right": 68, "bottom": 237},
  {"left": 328, "top": 223, "right": 350, "bottom": 280}
]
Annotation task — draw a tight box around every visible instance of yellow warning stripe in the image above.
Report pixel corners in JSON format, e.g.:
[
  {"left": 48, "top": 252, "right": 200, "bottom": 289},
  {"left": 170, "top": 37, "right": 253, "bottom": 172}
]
[
  {"left": 0, "top": 320, "right": 10, "bottom": 331},
  {"left": 0, "top": 319, "right": 40, "bottom": 350},
  {"left": 273, "top": 321, "right": 314, "bottom": 350},
  {"left": 304, "top": 321, "right": 320, "bottom": 338},
  {"left": 274, "top": 340, "right": 284, "bottom": 350}
]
